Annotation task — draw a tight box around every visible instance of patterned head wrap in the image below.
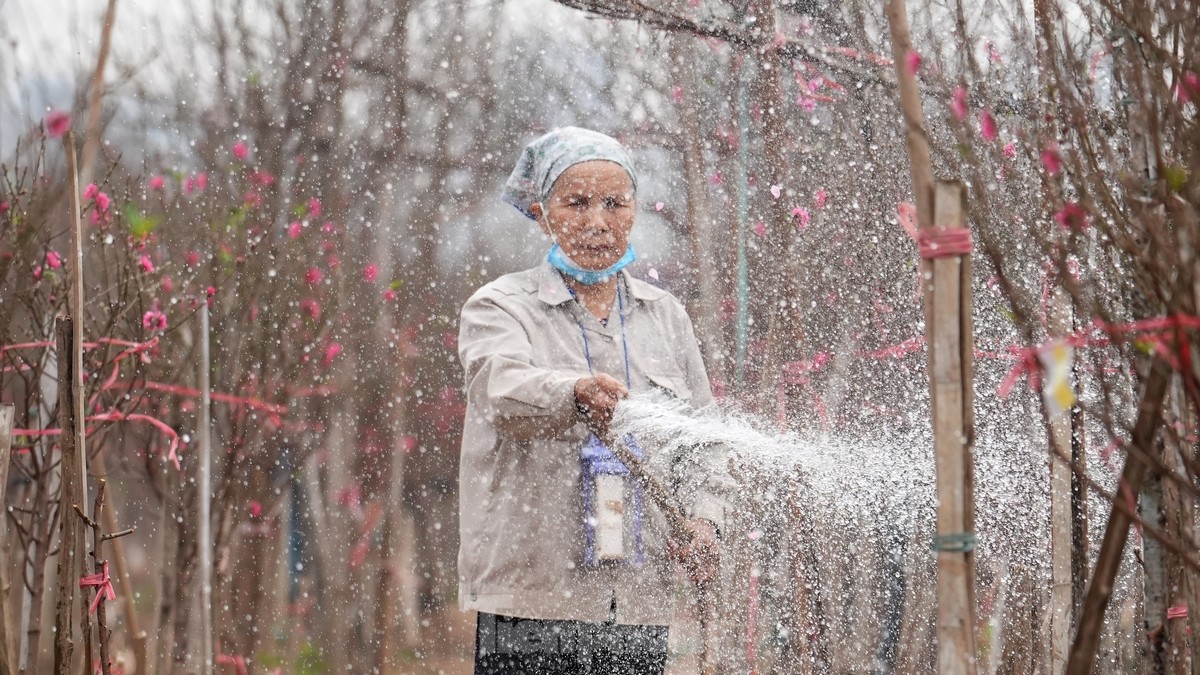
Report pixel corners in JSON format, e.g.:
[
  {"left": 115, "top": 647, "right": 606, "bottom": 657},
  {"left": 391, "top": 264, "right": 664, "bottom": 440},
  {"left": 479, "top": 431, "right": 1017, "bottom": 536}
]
[{"left": 501, "top": 126, "right": 638, "bottom": 220}]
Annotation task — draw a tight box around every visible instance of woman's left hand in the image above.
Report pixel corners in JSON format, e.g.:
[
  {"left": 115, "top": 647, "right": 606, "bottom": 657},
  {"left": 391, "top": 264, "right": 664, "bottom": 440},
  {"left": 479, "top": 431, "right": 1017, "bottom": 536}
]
[{"left": 669, "top": 519, "right": 720, "bottom": 586}]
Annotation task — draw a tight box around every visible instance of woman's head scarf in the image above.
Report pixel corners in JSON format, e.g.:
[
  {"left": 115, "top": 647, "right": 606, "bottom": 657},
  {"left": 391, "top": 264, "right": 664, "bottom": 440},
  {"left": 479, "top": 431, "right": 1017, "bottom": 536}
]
[{"left": 501, "top": 127, "right": 638, "bottom": 220}]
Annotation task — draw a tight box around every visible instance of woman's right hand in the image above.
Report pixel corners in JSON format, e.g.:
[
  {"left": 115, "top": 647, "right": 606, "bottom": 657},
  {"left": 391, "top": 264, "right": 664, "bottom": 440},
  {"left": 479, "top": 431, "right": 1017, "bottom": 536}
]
[{"left": 573, "top": 373, "right": 629, "bottom": 438}]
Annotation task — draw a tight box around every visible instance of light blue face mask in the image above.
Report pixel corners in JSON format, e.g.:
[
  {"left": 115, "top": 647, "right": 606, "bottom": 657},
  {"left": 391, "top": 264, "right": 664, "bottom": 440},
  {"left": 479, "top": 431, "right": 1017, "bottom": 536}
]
[{"left": 547, "top": 242, "right": 637, "bottom": 285}]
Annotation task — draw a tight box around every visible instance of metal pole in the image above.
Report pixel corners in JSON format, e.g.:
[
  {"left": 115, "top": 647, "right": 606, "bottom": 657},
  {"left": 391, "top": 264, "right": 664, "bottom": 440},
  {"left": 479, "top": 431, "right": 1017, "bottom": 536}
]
[
  {"left": 734, "top": 55, "right": 751, "bottom": 387},
  {"left": 198, "top": 300, "right": 213, "bottom": 675}
]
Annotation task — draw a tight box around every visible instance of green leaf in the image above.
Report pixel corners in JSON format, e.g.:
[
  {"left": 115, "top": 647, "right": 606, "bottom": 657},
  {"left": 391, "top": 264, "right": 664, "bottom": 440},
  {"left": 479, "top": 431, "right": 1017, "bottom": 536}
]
[
  {"left": 389, "top": 279, "right": 405, "bottom": 290},
  {"left": 1163, "top": 165, "right": 1188, "bottom": 193},
  {"left": 123, "top": 203, "right": 161, "bottom": 238},
  {"left": 291, "top": 204, "right": 307, "bottom": 219},
  {"left": 999, "top": 306, "right": 1017, "bottom": 323}
]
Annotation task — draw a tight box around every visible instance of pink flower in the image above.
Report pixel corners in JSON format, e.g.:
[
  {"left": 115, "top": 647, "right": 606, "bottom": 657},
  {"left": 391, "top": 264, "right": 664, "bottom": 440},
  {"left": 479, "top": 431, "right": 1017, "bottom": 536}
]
[
  {"left": 183, "top": 177, "right": 195, "bottom": 194},
  {"left": 244, "top": 190, "right": 262, "bottom": 208},
  {"left": 248, "top": 501, "right": 263, "bottom": 519},
  {"left": 95, "top": 192, "right": 111, "bottom": 213},
  {"left": 138, "top": 255, "right": 155, "bottom": 273},
  {"left": 753, "top": 221, "right": 766, "bottom": 237},
  {"left": 0, "top": 201, "right": 8, "bottom": 215},
  {"left": 194, "top": 173, "right": 208, "bottom": 191},
  {"left": 46, "top": 250, "right": 62, "bottom": 269},
  {"left": 321, "top": 221, "right": 335, "bottom": 234},
  {"left": 980, "top": 110, "right": 998, "bottom": 141},
  {"left": 232, "top": 141, "right": 249, "bottom": 161},
  {"left": 383, "top": 289, "right": 397, "bottom": 302},
  {"left": 791, "top": 207, "right": 810, "bottom": 228},
  {"left": 1003, "top": 142, "right": 1016, "bottom": 158},
  {"left": 1179, "top": 72, "right": 1200, "bottom": 103},
  {"left": 84, "top": 183, "right": 100, "bottom": 200},
  {"left": 301, "top": 298, "right": 321, "bottom": 320},
  {"left": 363, "top": 264, "right": 378, "bottom": 282},
  {"left": 305, "top": 267, "right": 323, "bottom": 285},
  {"left": 1054, "top": 202, "right": 1089, "bottom": 230},
  {"left": 308, "top": 198, "right": 322, "bottom": 218},
  {"left": 950, "top": 86, "right": 968, "bottom": 120},
  {"left": 161, "top": 276, "right": 174, "bottom": 294},
  {"left": 905, "top": 50, "right": 922, "bottom": 76},
  {"left": 654, "top": 201, "right": 664, "bottom": 212},
  {"left": 322, "top": 342, "right": 342, "bottom": 368},
  {"left": 44, "top": 110, "right": 71, "bottom": 138},
  {"left": 709, "top": 171, "right": 724, "bottom": 187},
  {"left": 32, "top": 266, "right": 43, "bottom": 281},
  {"left": 796, "top": 96, "right": 817, "bottom": 112},
  {"left": 185, "top": 250, "right": 201, "bottom": 267},
  {"left": 142, "top": 310, "right": 168, "bottom": 331},
  {"left": 248, "top": 171, "right": 276, "bottom": 187},
  {"left": 770, "top": 185, "right": 782, "bottom": 199},
  {"left": 288, "top": 221, "right": 303, "bottom": 239},
  {"left": 985, "top": 41, "right": 1002, "bottom": 63},
  {"left": 148, "top": 175, "right": 166, "bottom": 191},
  {"left": 1041, "top": 142, "right": 1062, "bottom": 175},
  {"left": 814, "top": 189, "right": 828, "bottom": 208},
  {"left": 670, "top": 85, "right": 684, "bottom": 105}
]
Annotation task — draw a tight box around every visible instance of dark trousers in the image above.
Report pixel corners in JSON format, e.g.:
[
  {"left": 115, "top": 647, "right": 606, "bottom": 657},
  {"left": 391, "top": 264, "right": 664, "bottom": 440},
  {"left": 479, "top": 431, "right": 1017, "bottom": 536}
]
[{"left": 474, "top": 611, "right": 668, "bottom": 675}]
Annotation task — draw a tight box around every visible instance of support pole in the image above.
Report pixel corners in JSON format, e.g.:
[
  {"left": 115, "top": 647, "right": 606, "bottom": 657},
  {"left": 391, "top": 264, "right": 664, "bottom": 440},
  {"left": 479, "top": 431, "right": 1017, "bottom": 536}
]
[
  {"left": 928, "top": 182, "right": 979, "bottom": 675},
  {"left": 198, "top": 300, "right": 214, "bottom": 675},
  {"left": 1048, "top": 291, "right": 1073, "bottom": 675},
  {"left": 0, "top": 404, "right": 13, "bottom": 675},
  {"left": 53, "top": 318, "right": 82, "bottom": 675}
]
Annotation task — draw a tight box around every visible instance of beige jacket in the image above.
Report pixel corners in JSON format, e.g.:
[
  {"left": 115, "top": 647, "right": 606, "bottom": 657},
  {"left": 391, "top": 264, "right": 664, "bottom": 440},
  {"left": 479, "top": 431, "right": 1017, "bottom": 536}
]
[{"left": 457, "top": 262, "right": 727, "bottom": 626}]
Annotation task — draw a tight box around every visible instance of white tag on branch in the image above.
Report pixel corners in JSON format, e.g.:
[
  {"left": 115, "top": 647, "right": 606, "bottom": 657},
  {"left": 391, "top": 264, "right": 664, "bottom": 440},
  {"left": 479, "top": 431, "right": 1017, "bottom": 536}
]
[{"left": 1038, "top": 340, "right": 1076, "bottom": 418}]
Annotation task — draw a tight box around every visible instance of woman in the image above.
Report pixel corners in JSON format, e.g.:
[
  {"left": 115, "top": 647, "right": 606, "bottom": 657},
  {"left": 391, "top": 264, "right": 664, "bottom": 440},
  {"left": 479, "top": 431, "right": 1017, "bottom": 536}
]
[{"left": 458, "top": 127, "right": 726, "bottom": 674}]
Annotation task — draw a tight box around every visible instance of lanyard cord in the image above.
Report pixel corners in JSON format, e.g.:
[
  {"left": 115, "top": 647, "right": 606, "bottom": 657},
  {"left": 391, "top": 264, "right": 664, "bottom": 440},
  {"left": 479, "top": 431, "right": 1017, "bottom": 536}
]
[{"left": 568, "top": 277, "right": 632, "bottom": 388}]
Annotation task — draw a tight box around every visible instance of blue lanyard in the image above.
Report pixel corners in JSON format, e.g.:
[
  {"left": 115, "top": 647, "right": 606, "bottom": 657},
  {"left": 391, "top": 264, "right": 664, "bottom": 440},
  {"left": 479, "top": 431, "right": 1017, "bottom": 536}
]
[{"left": 568, "top": 277, "right": 632, "bottom": 388}]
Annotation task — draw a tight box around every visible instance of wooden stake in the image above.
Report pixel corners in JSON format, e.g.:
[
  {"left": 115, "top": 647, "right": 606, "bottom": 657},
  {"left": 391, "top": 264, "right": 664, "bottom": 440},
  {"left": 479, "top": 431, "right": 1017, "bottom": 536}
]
[
  {"left": 927, "top": 182, "right": 979, "bottom": 675},
  {"left": 1066, "top": 359, "right": 1171, "bottom": 674},
  {"left": 0, "top": 403, "right": 14, "bottom": 675},
  {"left": 53, "top": 318, "right": 81, "bottom": 675}
]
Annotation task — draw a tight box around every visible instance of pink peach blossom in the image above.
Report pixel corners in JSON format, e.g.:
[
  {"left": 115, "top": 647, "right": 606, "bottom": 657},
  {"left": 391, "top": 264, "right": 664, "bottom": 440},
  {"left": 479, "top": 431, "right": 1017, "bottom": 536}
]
[
  {"left": 322, "top": 342, "right": 342, "bottom": 367},
  {"left": 980, "top": 110, "right": 998, "bottom": 141},
  {"left": 95, "top": 192, "right": 111, "bottom": 213},
  {"left": 138, "top": 255, "right": 155, "bottom": 273},
  {"left": 753, "top": 221, "right": 766, "bottom": 237},
  {"left": 46, "top": 250, "right": 62, "bottom": 269},
  {"left": 301, "top": 298, "right": 321, "bottom": 320},
  {"left": 905, "top": 50, "right": 922, "bottom": 76},
  {"left": 32, "top": 266, "right": 43, "bottom": 281},
  {"left": 383, "top": 289, "right": 397, "bottom": 302},
  {"left": 195, "top": 173, "right": 208, "bottom": 191},
  {"left": 148, "top": 175, "right": 165, "bottom": 191},
  {"left": 288, "top": 221, "right": 303, "bottom": 239},
  {"left": 791, "top": 207, "right": 810, "bottom": 228},
  {"left": 161, "top": 276, "right": 174, "bottom": 294},
  {"left": 243, "top": 190, "right": 262, "bottom": 208},
  {"left": 142, "top": 310, "right": 168, "bottom": 331},
  {"left": 654, "top": 202, "right": 664, "bottom": 212},
  {"left": 248, "top": 171, "right": 276, "bottom": 187},
  {"left": 308, "top": 198, "right": 322, "bottom": 218},
  {"left": 305, "top": 267, "right": 323, "bottom": 285},
  {"left": 1041, "top": 142, "right": 1062, "bottom": 175},
  {"left": 670, "top": 85, "right": 684, "bottom": 105},
  {"left": 770, "top": 185, "right": 782, "bottom": 199},
  {"left": 1003, "top": 142, "right": 1016, "bottom": 158},
  {"left": 796, "top": 96, "right": 816, "bottom": 112},
  {"left": 185, "top": 250, "right": 201, "bottom": 267},
  {"left": 0, "top": 201, "right": 8, "bottom": 215},
  {"left": 1179, "top": 72, "right": 1199, "bottom": 103},
  {"left": 1054, "top": 202, "right": 1088, "bottom": 230},
  {"left": 985, "top": 41, "right": 1002, "bottom": 63},
  {"left": 814, "top": 189, "right": 828, "bottom": 208},
  {"left": 363, "top": 264, "right": 378, "bottom": 282},
  {"left": 44, "top": 110, "right": 71, "bottom": 138},
  {"left": 232, "top": 141, "right": 249, "bottom": 161},
  {"left": 84, "top": 183, "right": 100, "bottom": 200},
  {"left": 950, "top": 86, "right": 969, "bottom": 120}
]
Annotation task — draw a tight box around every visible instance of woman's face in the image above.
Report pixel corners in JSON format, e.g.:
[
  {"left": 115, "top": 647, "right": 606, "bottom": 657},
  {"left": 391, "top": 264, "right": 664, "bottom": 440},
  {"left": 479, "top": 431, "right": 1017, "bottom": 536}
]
[{"left": 532, "top": 160, "right": 635, "bottom": 271}]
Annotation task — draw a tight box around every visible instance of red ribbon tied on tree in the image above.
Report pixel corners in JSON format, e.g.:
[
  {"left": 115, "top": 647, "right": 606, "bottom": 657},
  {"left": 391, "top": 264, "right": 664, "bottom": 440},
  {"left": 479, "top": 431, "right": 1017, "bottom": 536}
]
[
  {"left": 897, "top": 202, "right": 974, "bottom": 259},
  {"left": 79, "top": 561, "right": 115, "bottom": 614}
]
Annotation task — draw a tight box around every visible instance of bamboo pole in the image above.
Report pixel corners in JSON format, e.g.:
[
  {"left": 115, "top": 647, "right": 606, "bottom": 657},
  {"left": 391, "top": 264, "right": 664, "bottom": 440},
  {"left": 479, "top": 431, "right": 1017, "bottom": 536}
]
[
  {"left": 1048, "top": 291, "right": 1073, "bottom": 675},
  {"left": 1066, "top": 358, "right": 1171, "bottom": 674},
  {"left": 198, "top": 301, "right": 214, "bottom": 675},
  {"left": 90, "top": 450, "right": 147, "bottom": 674},
  {"left": 78, "top": 0, "right": 119, "bottom": 190},
  {"left": 0, "top": 403, "right": 13, "bottom": 675}
]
